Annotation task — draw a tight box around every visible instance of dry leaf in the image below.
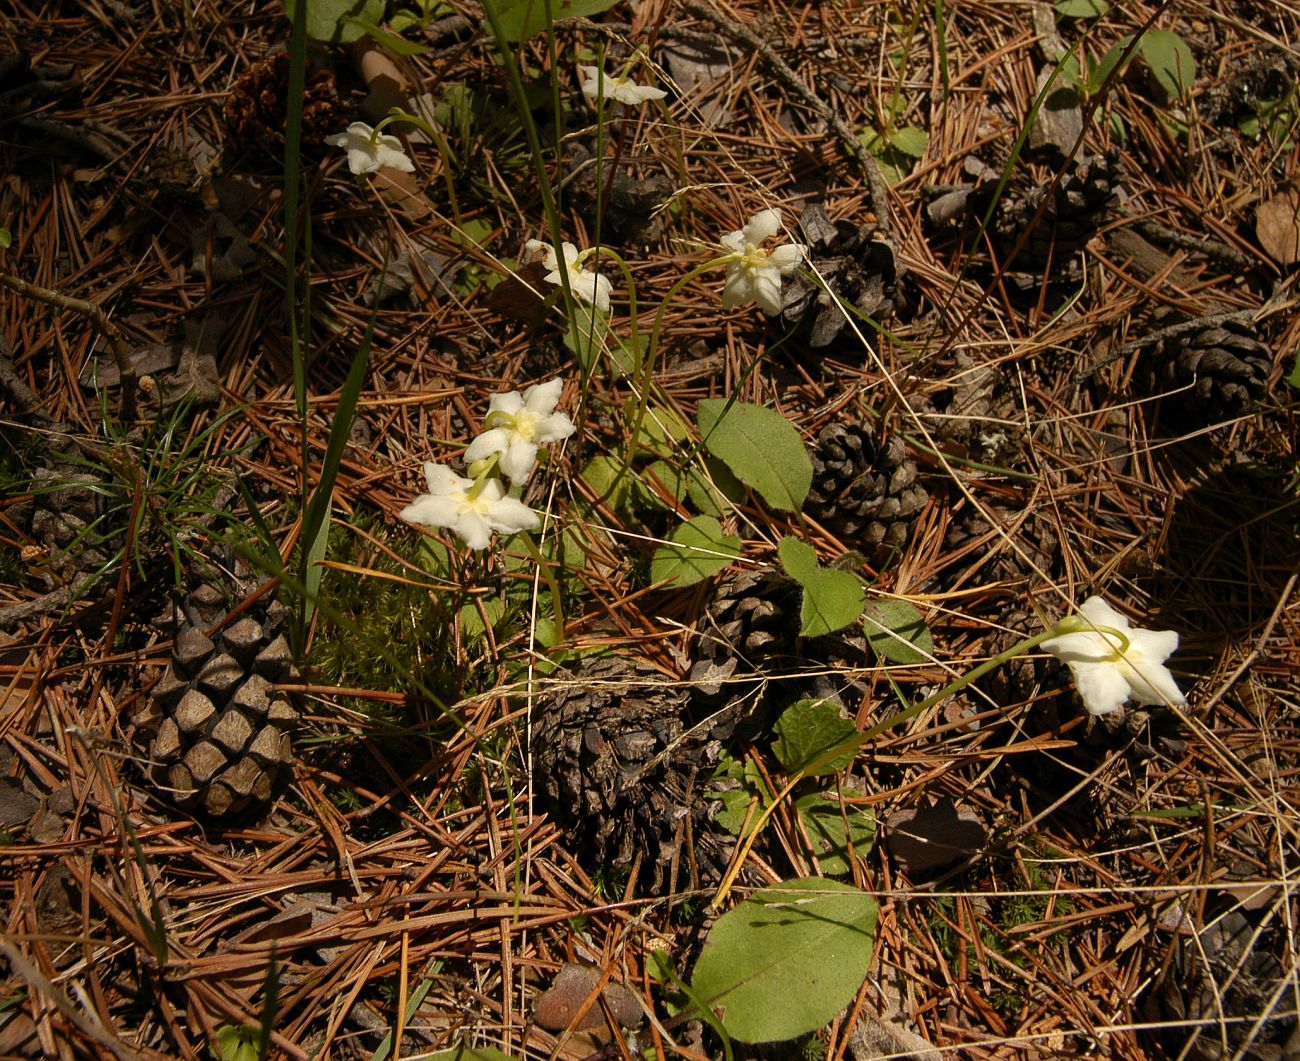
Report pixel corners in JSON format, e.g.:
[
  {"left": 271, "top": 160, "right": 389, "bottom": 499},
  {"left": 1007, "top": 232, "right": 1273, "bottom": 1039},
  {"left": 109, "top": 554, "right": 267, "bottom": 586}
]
[
  {"left": 885, "top": 799, "right": 986, "bottom": 874},
  {"left": 533, "top": 963, "right": 643, "bottom": 1032},
  {"left": 1256, "top": 187, "right": 1300, "bottom": 265}
]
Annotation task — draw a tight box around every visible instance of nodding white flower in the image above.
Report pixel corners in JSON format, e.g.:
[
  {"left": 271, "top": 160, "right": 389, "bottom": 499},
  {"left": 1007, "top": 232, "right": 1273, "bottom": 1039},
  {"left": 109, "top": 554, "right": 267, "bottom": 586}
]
[
  {"left": 326, "top": 122, "right": 415, "bottom": 176},
  {"left": 1041, "top": 596, "right": 1185, "bottom": 716},
  {"left": 719, "top": 209, "right": 806, "bottom": 315},
  {"left": 400, "top": 463, "right": 539, "bottom": 550},
  {"left": 525, "top": 239, "right": 612, "bottom": 314},
  {"left": 579, "top": 65, "right": 667, "bottom": 106},
  {"left": 464, "top": 379, "right": 576, "bottom": 484}
]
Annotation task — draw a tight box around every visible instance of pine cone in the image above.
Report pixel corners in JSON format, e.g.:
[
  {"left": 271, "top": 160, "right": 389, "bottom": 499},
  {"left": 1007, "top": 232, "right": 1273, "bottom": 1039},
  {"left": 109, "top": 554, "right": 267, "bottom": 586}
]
[
  {"left": 133, "top": 583, "right": 299, "bottom": 818},
  {"left": 530, "top": 655, "right": 729, "bottom": 894},
  {"left": 224, "top": 51, "right": 347, "bottom": 161},
  {"left": 997, "top": 153, "right": 1118, "bottom": 266},
  {"left": 806, "top": 424, "right": 927, "bottom": 548},
  {"left": 780, "top": 203, "right": 902, "bottom": 347},
  {"left": 1153, "top": 320, "right": 1272, "bottom": 424}
]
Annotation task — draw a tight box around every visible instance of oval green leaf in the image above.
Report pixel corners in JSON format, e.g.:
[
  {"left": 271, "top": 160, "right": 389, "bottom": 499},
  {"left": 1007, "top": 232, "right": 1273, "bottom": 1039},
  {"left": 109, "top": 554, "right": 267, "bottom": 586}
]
[
  {"left": 689, "top": 877, "right": 878, "bottom": 1043},
  {"left": 284, "top": 0, "right": 384, "bottom": 42},
  {"left": 484, "top": 0, "right": 621, "bottom": 42},
  {"left": 795, "top": 793, "right": 876, "bottom": 876},
  {"left": 651, "top": 516, "right": 740, "bottom": 587},
  {"left": 772, "top": 698, "right": 858, "bottom": 776},
  {"left": 862, "top": 599, "right": 934, "bottom": 664},
  {"left": 1138, "top": 29, "right": 1196, "bottom": 100},
  {"left": 697, "top": 400, "right": 812, "bottom": 512}
]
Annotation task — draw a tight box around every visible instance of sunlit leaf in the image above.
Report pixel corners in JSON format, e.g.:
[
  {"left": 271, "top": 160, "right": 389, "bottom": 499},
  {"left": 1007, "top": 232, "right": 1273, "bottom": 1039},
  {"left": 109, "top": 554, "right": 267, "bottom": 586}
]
[
  {"left": 651, "top": 516, "right": 740, "bottom": 587},
  {"left": 689, "top": 878, "right": 878, "bottom": 1043},
  {"left": 772, "top": 698, "right": 858, "bottom": 776},
  {"left": 698, "top": 400, "right": 811, "bottom": 512},
  {"left": 862, "top": 599, "right": 934, "bottom": 664}
]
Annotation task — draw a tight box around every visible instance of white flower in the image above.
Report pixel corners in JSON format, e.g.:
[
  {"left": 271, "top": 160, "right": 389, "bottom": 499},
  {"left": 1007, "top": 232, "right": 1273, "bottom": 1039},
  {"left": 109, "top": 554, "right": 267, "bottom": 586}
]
[
  {"left": 1041, "top": 596, "right": 1185, "bottom": 716},
  {"left": 464, "top": 379, "right": 576, "bottom": 483},
  {"left": 326, "top": 122, "right": 415, "bottom": 176},
  {"left": 579, "top": 65, "right": 667, "bottom": 106},
  {"left": 524, "top": 239, "right": 612, "bottom": 314},
  {"left": 399, "top": 463, "right": 539, "bottom": 550},
  {"left": 719, "top": 209, "right": 806, "bottom": 315}
]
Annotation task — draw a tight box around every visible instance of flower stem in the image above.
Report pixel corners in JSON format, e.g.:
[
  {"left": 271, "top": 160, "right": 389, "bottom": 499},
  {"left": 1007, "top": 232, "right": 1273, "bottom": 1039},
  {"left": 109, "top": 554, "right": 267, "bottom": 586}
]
[{"left": 515, "top": 530, "right": 564, "bottom": 641}]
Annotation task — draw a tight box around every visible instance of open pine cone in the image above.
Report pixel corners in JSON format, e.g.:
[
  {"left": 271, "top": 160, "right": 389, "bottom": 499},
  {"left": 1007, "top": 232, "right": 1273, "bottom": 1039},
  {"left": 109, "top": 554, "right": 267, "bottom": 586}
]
[
  {"left": 806, "top": 423, "right": 928, "bottom": 548},
  {"left": 530, "top": 655, "right": 730, "bottom": 894},
  {"left": 133, "top": 583, "right": 299, "bottom": 818},
  {"left": 1150, "top": 320, "right": 1273, "bottom": 425}
]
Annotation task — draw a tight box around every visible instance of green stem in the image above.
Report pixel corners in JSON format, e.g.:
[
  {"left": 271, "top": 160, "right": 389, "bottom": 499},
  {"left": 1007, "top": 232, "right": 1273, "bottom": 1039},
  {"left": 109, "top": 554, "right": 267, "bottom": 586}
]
[{"left": 515, "top": 530, "right": 564, "bottom": 640}]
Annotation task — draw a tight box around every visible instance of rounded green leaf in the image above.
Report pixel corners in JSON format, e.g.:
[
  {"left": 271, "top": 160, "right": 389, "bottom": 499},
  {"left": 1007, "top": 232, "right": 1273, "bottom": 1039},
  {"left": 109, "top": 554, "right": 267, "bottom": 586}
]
[
  {"left": 889, "top": 126, "right": 929, "bottom": 158},
  {"left": 862, "top": 599, "right": 934, "bottom": 664},
  {"left": 484, "top": 0, "right": 622, "bottom": 41},
  {"left": 689, "top": 877, "right": 878, "bottom": 1043},
  {"left": 284, "top": 0, "right": 384, "bottom": 43},
  {"left": 697, "top": 400, "right": 812, "bottom": 512},
  {"left": 795, "top": 793, "right": 876, "bottom": 876},
  {"left": 1138, "top": 29, "right": 1196, "bottom": 100},
  {"left": 780, "top": 538, "right": 864, "bottom": 637},
  {"left": 651, "top": 516, "right": 740, "bottom": 587},
  {"left": 1055, "top": 0, "right": 1108, "bottom": 16},
  {"left": 772, "top": 698, "right": 858, "bottom": 776}
]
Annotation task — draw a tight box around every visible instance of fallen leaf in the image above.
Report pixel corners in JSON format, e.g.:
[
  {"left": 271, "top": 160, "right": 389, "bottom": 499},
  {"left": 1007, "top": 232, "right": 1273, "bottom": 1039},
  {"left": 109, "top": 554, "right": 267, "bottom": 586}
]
[
  {"left": 885, "top": 799, "right": 986, "bottom": 874},
  {"left": 1256, "top": 187, "right": 1300, "bottom": 265},
  {"left": 533, "top": 963, "right": 643, "bottom": 1031}
]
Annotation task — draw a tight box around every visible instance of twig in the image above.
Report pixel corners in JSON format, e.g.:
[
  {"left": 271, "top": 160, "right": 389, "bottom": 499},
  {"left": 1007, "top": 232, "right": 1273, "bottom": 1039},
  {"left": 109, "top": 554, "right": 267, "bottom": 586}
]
[
  {"left": 0, "top": 272, "right": 138, "bottom": 421},
  {"left": 678, "top": 0, "right": 893, "bottom": 236},
  {"left": 1135, "top": 218, "right": 1256, "bottom": 273}
]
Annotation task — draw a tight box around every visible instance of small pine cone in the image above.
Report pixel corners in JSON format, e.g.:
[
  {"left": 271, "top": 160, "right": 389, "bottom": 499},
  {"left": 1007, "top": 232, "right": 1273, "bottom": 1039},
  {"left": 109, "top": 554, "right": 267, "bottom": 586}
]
[
  {"left": 1153, "top": 320, "right": 1272, "bottom": 423},
  {"left": 224, "top": 51, "right": 347, "bottom": 160},
  {"left": 806, "top": 424, "right": 927, "bottom": 548},
  {"left": 780, "top": 203, "right": 901, "bottom": 348},
  {"left": 998, "top": 153, "right": 1118, "bottom": 266},
  {"left": 133, "top": 584, "right": 299, "bottom": 818},
  {"left": 531, "top": 656, "right": 729, "bottom": 894}
]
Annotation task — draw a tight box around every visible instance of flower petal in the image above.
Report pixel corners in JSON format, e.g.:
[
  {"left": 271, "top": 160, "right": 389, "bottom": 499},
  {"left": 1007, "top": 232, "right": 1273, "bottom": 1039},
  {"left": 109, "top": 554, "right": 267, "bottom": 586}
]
[
  {"left": 486, "top": 391, "right": 525, "bottom": 417},
  {"left": 534, "top": 411, "right": 576, "bottom": 442},
  {"left": 400, "top": 494, "right": 460, "bottom": 528},
  {"left": 743, "top": 208, "right": 782, "bottom": 244},
  {"left": 719, "top": 229, "right": 747, "bottom": 254},
  {"left": 422, "top": 463, "right": 470, "bottom": 493},
  {"left": 499, "top": 440, "right": 540, "bottom": 483},
  {"left": 524, "top": 379, "right": 564, "bottom": 416},
  {"left": 721, "top": 264, "right": 753, "bottom": 309},
  {"left": 1078, "top": 596, "right": 1132, "bottom": 635},
  {"left": 1070, "top": 660, "right": 1132, "bottom": 716},
  {"left": 486, "top": 496, "right": 541, "bottom": 534},
  {"left": 454, "top": 511, "right": 494, "bottom": 550},
  {"left": 1042, "top": 628, "right": 1114, "bottom": 664},
  {"left": 767, "top": 243, "right": 806, "bottom": 272},
  {"left": 465, "top": 427, "right": 512, "bottom": 465}
]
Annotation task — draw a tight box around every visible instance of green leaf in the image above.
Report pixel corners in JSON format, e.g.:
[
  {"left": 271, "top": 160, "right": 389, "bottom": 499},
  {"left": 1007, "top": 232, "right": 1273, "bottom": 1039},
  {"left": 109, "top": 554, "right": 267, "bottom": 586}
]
[
  {"left": 862, "top": 599, "right": 934, "bottom": 664},
  {"left": 1054, "top": 0, "right": 1108, "bottom": 16},
  {"left": 772, "top": 698, "right": 858, "bottom": 776},
  {"left": 580, "top": 455, "right": 634, "bottom": 511},
  {"left": 340, "top": 15, "right": 430, "bottom": 52},
  {"left": 1138, "top": 29, "right": 1196, "bottom": 100},
  {"left": 794, "top": 793, "right": 876, "bottom": 876},
  {"left": 710, "top": 754, "right": 773, "bottom": 836},
  {"left": 779, "top": 539, "right": 864, "bottom": 638},
  {"left": 283, "top": 0, "right": 383, "bottom": 42},
  {"left": 651, "top": 516, "right": 740, "bottom": 587},
  {"left": 458, "top": 598, "right": 504, "bottom": 641},
  {"left": 697, "top": 400, "right": 811, "bottom": 512},
  {"left": 631, "top": 402, "right": 692, "bottom": 457},
  {"left": 889, "top": 126, "right": 928, "bottom": 158},
  {"left": 777, "top": 536, "right": 818, "bottom": 582},
  {"left": 482, "top": 0, "right": 621, "bottom": 42},
  {"left": 1088, "top": 40, "right": 1132, "bottom": 96},
  {"left": 0, "top": 227, "right": 10, "bottom": 250},
  {"left": 689, "top": 878, "right": 878, "bottom": 1043}
]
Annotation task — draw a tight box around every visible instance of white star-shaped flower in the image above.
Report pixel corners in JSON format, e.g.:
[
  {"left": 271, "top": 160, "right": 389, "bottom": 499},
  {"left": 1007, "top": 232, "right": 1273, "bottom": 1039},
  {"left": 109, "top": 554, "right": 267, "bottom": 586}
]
[
  {"left": 464, "top": 379, "right": 576, "bottom": 483},
  {"left": 326, "top": 122, "right": 415, "bottom": 176},
  {"left": 719, "top": 208, "right": 806, "bottom": 315},
  {"left": 399, "top": 463, "right": 539, "bottom": 550},
  {"left": 525, "top": 239, "right": 612, "bottom": 314},
  {"left": 579, "top": 65, "right": 668, "bottom": 106},
  {"left": 1041, "top": 596, "right": 1185, "bottom": 716}
]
